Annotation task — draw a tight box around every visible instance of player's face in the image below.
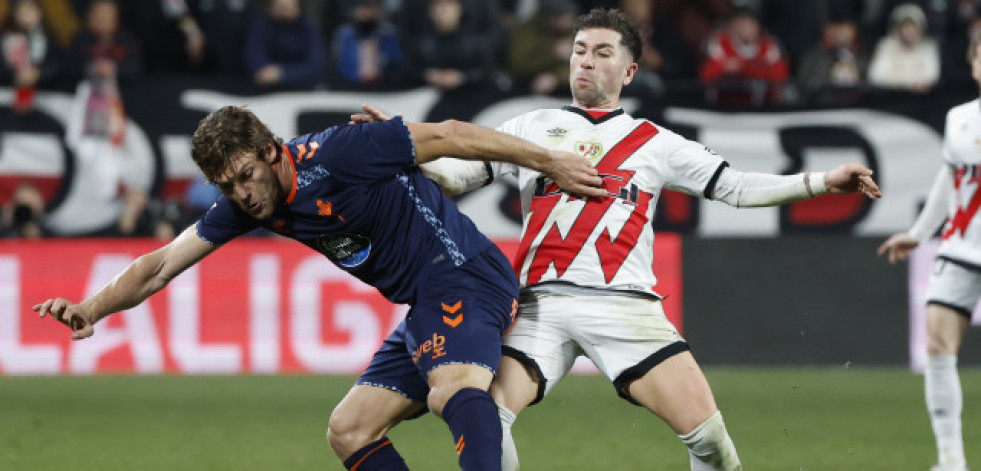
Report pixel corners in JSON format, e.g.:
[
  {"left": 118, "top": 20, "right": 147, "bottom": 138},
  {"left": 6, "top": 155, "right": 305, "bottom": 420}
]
[
  {"left": 214, "top": 148, "right": 282, "bottom": 219},
  {"left": 971, "top": 43, "right": 981, "bottom": 86},
  {"left": 569, "top": 28, "right": 637, "bottom": 109}
]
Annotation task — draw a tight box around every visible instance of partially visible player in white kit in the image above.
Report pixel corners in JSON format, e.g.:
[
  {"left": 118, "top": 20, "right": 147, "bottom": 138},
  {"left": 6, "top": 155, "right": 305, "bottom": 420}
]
[
  {"left": 355, "top": 8, "right": 881, "bottom": 470},
  {"left": 877, "top": 34, "right": 981, "bottom": 471}
]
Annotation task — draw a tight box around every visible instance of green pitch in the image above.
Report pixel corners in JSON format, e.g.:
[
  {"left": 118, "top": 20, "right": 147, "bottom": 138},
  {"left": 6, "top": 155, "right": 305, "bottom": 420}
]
[{"left": 2, "top": 368, "right": 979, "bottom": 470}]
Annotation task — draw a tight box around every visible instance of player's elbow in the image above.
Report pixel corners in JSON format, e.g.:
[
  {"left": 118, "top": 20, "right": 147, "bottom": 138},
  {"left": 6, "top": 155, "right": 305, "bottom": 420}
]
[{"left": 414, "top": 119, "right": 472, "bottom": 164}]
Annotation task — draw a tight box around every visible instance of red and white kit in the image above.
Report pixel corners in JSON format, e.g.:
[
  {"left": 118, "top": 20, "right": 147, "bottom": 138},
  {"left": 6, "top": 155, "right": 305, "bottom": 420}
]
[
  {"left": 910, "top": 99, "right": 981, "bottom": 314},
  {"left": 424, "top": 106, "right": 825, "bottom": 398}
]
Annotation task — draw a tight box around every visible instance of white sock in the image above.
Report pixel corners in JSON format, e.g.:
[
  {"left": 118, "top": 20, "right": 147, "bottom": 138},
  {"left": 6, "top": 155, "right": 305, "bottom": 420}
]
[
  {"left": 925, "top": 354, "right": 966, "bottom": 469},
  {"left": 679, "top": 411, "right": 742, "bottom": 471},
  {"left": 499, "top": 404, "right": 520, "bottom": 471}
]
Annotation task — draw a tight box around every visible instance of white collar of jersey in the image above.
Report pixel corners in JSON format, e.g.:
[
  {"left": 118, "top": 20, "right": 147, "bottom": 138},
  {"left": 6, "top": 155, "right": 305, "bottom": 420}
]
[{"left": 562, "top": 105, "right": 625, "bottom": 125}]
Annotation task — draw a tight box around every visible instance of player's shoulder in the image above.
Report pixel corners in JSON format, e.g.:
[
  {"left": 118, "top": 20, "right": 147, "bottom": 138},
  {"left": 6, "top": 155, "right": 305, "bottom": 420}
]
[
  {"left": 285, "top": 127, "right": 340, "bottom": 164},
  {"left": 947, "top": 99, "right": 980, "bottom": 122}
]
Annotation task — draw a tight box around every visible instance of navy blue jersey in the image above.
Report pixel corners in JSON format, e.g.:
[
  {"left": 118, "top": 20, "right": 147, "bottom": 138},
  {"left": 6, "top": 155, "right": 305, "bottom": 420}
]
[{"left": 196, "top": 117, "right": 495, "bottom": 304}]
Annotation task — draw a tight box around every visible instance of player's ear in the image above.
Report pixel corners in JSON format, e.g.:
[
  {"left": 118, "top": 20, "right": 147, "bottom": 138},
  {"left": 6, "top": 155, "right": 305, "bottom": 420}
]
[
  {"left": 622, "top": 61, "right": 638, "bottom": 86},
  {"left": 263, "top": 142, "right": 280, "bottom": 164}
]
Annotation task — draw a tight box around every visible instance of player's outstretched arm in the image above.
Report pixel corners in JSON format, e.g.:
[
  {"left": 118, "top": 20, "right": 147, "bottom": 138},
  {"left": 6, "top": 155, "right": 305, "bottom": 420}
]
[
  {"left": 408, "top": 119, "right": 605, "bottom": 198},
  {"left": 350, "top": 104, "right": 605, "bottom": 198},
  {"left": 711, "top": 162, "right": 880, "bottom": 208},
  {"left": 32, "top": 225, "right": 217, "bottom": 340}
]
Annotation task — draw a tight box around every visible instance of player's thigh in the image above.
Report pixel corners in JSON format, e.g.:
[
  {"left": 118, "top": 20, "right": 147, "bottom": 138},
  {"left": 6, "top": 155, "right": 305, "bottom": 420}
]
[
  {"left": 490, "top": 355, "right": 540, "bottom": 415},
  {"left": 500, "top": 290, "right": 583, "bottom": 408},
  {"left": 329, "top": 384, "right": 425, "bottom": 458},
  {"left": 626, "top": 351, "right": 718, "bottom": 435},
  {"left": 926, "top": 304, "right": 971, "bottom": 354},
  {"left": 924, "top": 259, "right": 980, "bottom": 354},
  {"left": 570, "top": 294, "right": 716, "bottom": 432},
  {"left": 409, "top": 248, "right": 519, "bottom": 411}
]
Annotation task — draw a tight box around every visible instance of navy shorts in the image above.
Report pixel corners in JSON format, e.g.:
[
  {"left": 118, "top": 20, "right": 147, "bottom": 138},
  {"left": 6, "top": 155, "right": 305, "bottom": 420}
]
[{"left": 357, "top": 246, "right": 518, "bottom": 405}]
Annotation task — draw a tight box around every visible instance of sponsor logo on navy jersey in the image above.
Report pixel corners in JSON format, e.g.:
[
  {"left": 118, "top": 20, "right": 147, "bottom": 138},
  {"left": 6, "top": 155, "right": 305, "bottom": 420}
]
[{"left": 314, "top": 233, "right": 372, "bottom": 268}]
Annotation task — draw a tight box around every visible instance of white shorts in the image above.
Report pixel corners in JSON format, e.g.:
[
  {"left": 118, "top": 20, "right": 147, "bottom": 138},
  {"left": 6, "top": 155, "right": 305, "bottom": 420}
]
[
  {"left": 502, "top": 284, "right": 687, "bottom": 405},
  {"left": 925, "top": 258, "right": 981, "bottom": 319}
]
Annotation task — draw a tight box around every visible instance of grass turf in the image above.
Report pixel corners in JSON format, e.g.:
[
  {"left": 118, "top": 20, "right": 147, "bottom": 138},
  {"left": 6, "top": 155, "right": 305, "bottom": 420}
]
[{"left": 2, "top": 367, "right": 979, "bottom": 470}]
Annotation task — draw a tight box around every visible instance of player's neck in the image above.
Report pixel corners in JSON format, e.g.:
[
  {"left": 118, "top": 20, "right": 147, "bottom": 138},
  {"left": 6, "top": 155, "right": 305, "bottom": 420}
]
[
  {"left": 571, "top": 100, "right": 621, "bottom": 111},
  {"left": 275, "top": 152, "right": 295, "bottom": 202}
]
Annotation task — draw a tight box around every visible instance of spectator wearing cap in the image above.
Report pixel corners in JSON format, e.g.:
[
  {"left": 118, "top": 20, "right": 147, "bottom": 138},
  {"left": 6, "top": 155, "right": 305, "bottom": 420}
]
[
  {"left": 867, "top": 2, "right": 940, "bottom": 92},
  {"left": 507, "top": 0, "right": 576, "bottom": 95}
]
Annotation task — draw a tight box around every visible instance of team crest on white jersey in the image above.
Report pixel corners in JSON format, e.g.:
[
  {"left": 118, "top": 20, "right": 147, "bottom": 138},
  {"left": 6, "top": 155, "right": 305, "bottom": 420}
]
[{"left": 576, "top": 141, "right": 603, "bottom": 159}]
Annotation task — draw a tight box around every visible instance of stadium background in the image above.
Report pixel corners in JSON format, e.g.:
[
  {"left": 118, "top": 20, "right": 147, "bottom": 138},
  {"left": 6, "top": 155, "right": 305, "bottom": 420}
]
[{"left": 3, "top": 1, "right": 981, "bottom": 469}]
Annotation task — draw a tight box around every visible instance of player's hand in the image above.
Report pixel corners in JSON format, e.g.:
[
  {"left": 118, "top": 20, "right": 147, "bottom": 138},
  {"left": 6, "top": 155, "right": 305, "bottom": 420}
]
[
  {"left": 876, "top": 233, "right": 919, "bottom": 264},
  {"left": 349, "top": 104, "right": 394, "bottom": 125},
  {"left": 825, "top": 163, "right": 881, "bottom": 198},
  {"left": 33, "top": 298, "right": 95, "bottom": 340},
  {"left": 543, "top": 150, "right": 606, "bottom": 198}
]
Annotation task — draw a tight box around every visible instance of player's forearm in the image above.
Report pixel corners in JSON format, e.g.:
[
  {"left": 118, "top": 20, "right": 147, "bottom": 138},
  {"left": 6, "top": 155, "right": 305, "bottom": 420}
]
[
  {"left": 77, "top": 252, "right": 170, "bottom": 322},
  {"left": 908, "top": 166, "right": 951, "bottom": 241},
  {"left": 711, "top": 168, "right": 827, "bottom": 208},
  {"left": 428, "top": 120, "right": 552, "bottom": 173}
]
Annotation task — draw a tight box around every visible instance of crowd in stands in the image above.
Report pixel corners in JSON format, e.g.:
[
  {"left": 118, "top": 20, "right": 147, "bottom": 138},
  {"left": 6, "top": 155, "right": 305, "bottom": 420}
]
[{"left": 2, "top": 0, "right": 981, "bottom": 238}]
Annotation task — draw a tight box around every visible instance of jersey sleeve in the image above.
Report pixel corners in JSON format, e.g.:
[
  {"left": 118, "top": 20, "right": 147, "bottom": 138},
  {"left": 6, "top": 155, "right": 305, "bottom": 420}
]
[
  {"left": 659, "top": 131, "right": 728, "bottom": 197},
  {"left": 322, "top": 116, "right": 416, "bottom": 184},
  {"left": 195, "top": 196, "right": 259, "bottom": 246}
]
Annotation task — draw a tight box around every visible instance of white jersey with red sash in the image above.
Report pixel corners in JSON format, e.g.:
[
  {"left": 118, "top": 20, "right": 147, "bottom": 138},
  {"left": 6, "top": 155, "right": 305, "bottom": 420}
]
[
  {"left": 490, "top": 106, "right": 727, "bottom": 296},
  {"left": 938, "top": 99, "right": 981, "bottom": 267}
]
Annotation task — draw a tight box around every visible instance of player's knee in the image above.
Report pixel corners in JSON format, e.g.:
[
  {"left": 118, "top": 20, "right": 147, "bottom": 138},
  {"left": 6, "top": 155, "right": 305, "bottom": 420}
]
[
  {"left": 927, "top": 332, "right": 959, "bottom": 355},
  {"left": 327, "top": 407, "right": 380, "bottom": 456},
  {"left": 427, "top": 365, "right": 492, "bottom": 416},
  {"left": 679, "top": 411, "right": 741, "bottom": 471}
]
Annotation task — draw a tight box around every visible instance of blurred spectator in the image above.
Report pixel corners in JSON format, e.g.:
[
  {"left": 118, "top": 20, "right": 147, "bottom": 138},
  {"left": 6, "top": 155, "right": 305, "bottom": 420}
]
[
  {"left": 242, "top": 0, "right": 326, "bottom": 88},
  {"left": 758, "top": 0, "right": 823, "bottom": 73},
  {"left": 1, "top": 0, "right": 66, "bottom": 112},
  {"left": 507, "top": 0, "right": 576, "bottom": 95},
  {"left": 64, "top": 0, "right": 149, "bottom": 236},
  {"left": 330, "top": 0, "right": 405, "bottom": 89},
  {"left": 0, "top": 182, "right": 48, "bottom": 238},
  {"left": 867, "top": 2, "right": 940, "bottom": 92},
  {"left": 0, "top": 0, "right": 79, "bottom": 49},
  {"left": 699, "top": 7, "right": 790, "bottom": 106},
  {"left": 798, "top": 14, "right": 870, "bottom": 105},
  {"left": 656, "top": 0, "right": 732, "bottom": 77},
  {"left": 399, "top": 0, "right": 505, "bottom": 91},
  {"left": 118, "top": 0, "right": 206, "bottom": 74},
  {"left": 619, "top": 0, "right": 663, "bottom": 96},
  {"left": 65, "top": 0, "right": 142, "bottom": 84},
  {"left": 194, "top": 0, "right": 259, "bottom": 76},
  {"left": 940, "top": 0, "right": 981, "bottom": 85}
]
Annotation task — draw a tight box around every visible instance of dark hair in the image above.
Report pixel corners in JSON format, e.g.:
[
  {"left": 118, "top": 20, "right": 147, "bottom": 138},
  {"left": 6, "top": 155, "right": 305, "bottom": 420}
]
[
  {"left": 191, "top": 106, "right": 283, "bottom": 182},
  {"left": 572, "top": 8, "right": 642, "bottom": 62}
]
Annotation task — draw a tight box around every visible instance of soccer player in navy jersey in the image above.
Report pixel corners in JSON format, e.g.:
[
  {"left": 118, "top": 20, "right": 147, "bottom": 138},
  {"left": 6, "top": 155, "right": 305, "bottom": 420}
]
[{"left": 33, "top": 105, "right": 605, "bottom": 471}]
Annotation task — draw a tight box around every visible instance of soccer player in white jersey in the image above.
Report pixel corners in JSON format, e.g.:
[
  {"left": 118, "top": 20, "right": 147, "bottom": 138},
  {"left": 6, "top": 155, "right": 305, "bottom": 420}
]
[
  {"left": 877, "top": 34, "right": 981, "bottom": 471},
  {"left": 354, "top": 8, "right": 881, "bottom": 470}
]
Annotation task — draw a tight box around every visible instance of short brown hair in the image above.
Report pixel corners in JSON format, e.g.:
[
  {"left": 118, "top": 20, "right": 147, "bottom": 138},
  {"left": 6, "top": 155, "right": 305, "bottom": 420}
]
[
  {"left": 572, "top": 8, "right": 642, "bottom": 62},
  {"left": 191, "top": 106, "right": 283, "bottom": 182}
]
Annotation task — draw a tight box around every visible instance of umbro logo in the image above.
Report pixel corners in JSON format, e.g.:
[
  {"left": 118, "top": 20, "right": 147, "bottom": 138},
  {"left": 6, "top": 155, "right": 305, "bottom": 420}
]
[{"left": 547, "top": 127, "right": 567, "bottom": 137}]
